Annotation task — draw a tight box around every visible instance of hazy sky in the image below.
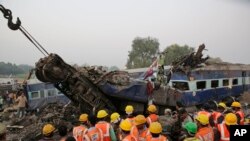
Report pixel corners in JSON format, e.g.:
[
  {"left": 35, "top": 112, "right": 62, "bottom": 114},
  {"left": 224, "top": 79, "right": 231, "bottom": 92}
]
[{"left": 1, "top": 0, "right": 250, "bottom": 68}]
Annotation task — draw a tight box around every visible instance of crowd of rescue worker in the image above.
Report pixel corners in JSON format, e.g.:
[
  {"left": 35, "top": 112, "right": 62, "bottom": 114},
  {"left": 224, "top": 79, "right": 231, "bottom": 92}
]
[{"left": 37, "top": 100, "right": 249, "bottom": 141}]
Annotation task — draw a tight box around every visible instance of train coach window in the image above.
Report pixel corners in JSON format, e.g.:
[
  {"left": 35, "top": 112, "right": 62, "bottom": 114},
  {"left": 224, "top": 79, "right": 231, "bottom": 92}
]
[
  {"left": 48, "top": 89, "right": 57, "bottom": 96},
  {"left": 233, "top": 79, "right": 238, "bottom": 85},
  {"left": 30, "top": 91, "right": 39, "bottom": 99},
  {"left": 197, "top": 81, "right": 206, "bottom": 90},
  {"left": 172, "top": 81, "right": 189, "bottom": 91},
  {"left": 211, "top": 80, "right": 219, "bottom": 88},
  {"left": 223, "top": 79, "right": 229, "bottom": 86},
  {"left": 40, "top": 90, "right": 45, "bottom": 98}
]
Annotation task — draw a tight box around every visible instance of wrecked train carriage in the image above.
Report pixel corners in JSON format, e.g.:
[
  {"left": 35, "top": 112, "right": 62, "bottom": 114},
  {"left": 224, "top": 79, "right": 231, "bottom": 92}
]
[{"left": 34, "top": 53, "right": 250, "bottom": 115}]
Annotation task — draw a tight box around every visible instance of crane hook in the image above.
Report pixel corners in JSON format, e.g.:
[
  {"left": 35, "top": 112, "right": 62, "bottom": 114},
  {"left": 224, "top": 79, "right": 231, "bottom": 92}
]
[{"left": 0, "top": 4, "right": 21, "bottom": 30}]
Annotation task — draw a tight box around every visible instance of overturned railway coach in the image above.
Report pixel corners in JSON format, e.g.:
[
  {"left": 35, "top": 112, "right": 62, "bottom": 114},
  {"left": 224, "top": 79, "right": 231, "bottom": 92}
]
[{"left": 100, "top": 63, "right": 250, "bottom": 114}]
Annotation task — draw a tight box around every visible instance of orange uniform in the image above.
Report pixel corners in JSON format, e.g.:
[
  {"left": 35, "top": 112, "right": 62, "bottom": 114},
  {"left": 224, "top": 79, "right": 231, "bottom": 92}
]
[
  {"left": 195, "top": 126, "right": 214, "bottom": 141},
  {"left": 236, "top": 110, "right": 245, "bottom": 125},
  {"left": 122, "top": 134, "right": 138, "bottom": 141},
  {"left": 73, "top": 125, "right": 88, "bottom": 141},
  {"left": 84, "top": 127, "right": 103, "bottom": 141},
  {"left": 95, "top": 121, "right": 112, "bottom": 141},
  {"left": 146, "top": 114, "right": 158, "bottom": 125},
  {"left": 146, "top": 135, "right": 167, "bottom": 141},
  {"left": 217, "top": 123, "right": 230, "bottom": 141}
]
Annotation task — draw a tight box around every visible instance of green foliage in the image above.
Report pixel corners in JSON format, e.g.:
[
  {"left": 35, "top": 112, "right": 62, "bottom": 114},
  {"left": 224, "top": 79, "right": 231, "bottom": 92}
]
[
  {"left": 0, "top": 62, "right": 34, "bottom": 76},
  {"left": 163, "top": 44, "right": 195, "bottom": 65},
  {"left": 126, "top": 37, "right": 160, "bottom": 69}
]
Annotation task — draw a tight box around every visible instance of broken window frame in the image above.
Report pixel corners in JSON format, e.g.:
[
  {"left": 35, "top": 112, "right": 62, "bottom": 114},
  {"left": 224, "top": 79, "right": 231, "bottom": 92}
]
[{"left": 171, "top": 81, "right": 190, "bottom": 91}]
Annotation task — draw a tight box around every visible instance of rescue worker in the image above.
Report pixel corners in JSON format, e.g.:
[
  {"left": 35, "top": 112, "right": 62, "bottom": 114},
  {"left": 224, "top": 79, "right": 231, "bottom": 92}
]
[
  {"left": 146, "top": 122, "right": 168, "bottom": 141},
  {"left": 95, "top": 110, "right": 117, "bottom": 141},
  {"left": 231, "top": 101, "right": 245, "bottom": 125},
  {"left": 183, "top": 121, "right": 199, "bottom": 141},
  {"left": 217, "top": 102, "right": 227, "bottom": 115},
  {"left": 217, "top": 113, "right": 237, "bottom": 141},
  {"left": 125, "top": 105, "right": 135, "bottom": 125},
  {"left": 39, "top": 123, "right": 56, "bottom": 141},
  {"left": 196, "top": 103, "right": 214, "bottom": 126},
  {"left": 146, "top": 104, "right": 159, "bottom": 125},
  {"left": 84, "top": 115, "right": 103, "bottom": 141},
  {"left": 195, "top": 114, "right": 214, "bottom": 141},
  {"left": 134, "top": 115, "right": 149, "bottom": 141},
  {"left": 211, "top": 102, "right": 226, "bottom": 127},
  {"left": 119, "top": 119, "right": 138, "bottom": 141},
  {"left": 110, "top": 112, "right": 122, "bottom": 139},
  {"left": 73, "top": 114, "right": 89, "bottom": 141}
]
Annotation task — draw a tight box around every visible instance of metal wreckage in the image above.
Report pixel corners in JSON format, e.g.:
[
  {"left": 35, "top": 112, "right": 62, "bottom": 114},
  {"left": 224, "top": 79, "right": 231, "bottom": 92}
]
[{"left": 1, "top": 4, "right": 250, "bottom": 140}]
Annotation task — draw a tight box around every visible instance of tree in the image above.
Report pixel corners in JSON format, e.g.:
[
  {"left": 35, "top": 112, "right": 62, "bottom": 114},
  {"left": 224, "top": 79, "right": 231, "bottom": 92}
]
[
  {"left": 126, "top": 37, "right": 160, "bottom": 69},
  {"left": 0, "top": 62, "right": 34, "bottom": 75},
  {"left": 163, "top": 44, "right": 195, "bottom": 65}
]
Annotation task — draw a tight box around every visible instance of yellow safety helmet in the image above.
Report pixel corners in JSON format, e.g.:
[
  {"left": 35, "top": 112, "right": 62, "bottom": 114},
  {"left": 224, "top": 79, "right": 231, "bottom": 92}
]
[
  {"left": 125, "top": 105, "right": 134, "bottom": 114},
  {"left": 218, "top": 102, "right": 227, "bottom": 109},
  {"left": 135, "top": 115, "right": 146, "bottom": 125},
  {"left": 79, "top": 114, "right": 88, "bottom": 122},
  {"left": 120, "top": 119, "right": 132, "bottom": 131},
  {"left": 110, "top": 112, "right": 120, "bottom": 123},
  {"left": 149, "top": 122, "right": 162, "bottom": 134},
  {"left": 97, "top": 110, "right": 108, "bottom": 118},
  {"left": 195, "top": 114, "right": 209, "bottom": 125},
  {"left": 42, "top": 124, "right": 55, "bottom": 136},
  {"left": 147, "top": 104, "right": 157, "bottom": 113},
  {"left": 225, "top": 113, "right": 237, "bottom": 125},
  {"left": 231, "top": 102, "right": 241, "bottom": 108}
]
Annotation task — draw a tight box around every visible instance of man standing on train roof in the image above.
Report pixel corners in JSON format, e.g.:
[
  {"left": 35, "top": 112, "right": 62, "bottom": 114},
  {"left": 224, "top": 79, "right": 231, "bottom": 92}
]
[{"left": 156, "top": 51, "right": 167, "bottom": 85}]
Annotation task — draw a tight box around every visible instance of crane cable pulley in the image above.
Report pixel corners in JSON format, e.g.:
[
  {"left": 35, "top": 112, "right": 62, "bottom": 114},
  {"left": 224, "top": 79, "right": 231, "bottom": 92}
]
[{"left": 0, "top": 4, "right": 49, "bottom": 56}]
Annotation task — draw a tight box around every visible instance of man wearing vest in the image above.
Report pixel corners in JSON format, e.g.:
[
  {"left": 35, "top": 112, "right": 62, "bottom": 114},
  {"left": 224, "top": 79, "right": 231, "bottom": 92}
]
[
  {"left": 146, "top": 122, "right": 168, "bottom": 141},
  {"left": 110, "top": 112, "right": 122, "bottom": 140},
  {"left": 195, "top": 114, "right": 214, "bottom": 141},
  {"left": 95, "top": 110, "right": 117, "bottom": 141},
  {"left": 212, "top": 102, "right": 227, "bottom": 127},
  {"left": 217, "top": 113, "right": 237, "bottom": 141},
  {"left": 196, "top": 103, "right": 214, "bottom": 126},
  {"left": 125, "top": 105, "right": 135, "bottom": 125},
  {"left": 134, "top": 115, "right": 149, "bottom": 141},
  {"left": 73, "top": 114, "right": 89, "bottom": 141},
  {"left": 119, "top": 119, "right": 138, "bottom": 141},
  {"left": 146, "top": 104, "right": 159, "bottom": 126},
  {"left": 84, "top": 115, "right": 104, "bottom": 141},
  {"left": 231, "top": 101, "right": 245, "bottom": 125}
]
